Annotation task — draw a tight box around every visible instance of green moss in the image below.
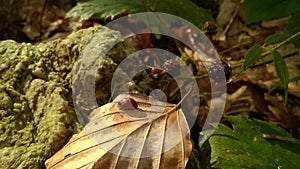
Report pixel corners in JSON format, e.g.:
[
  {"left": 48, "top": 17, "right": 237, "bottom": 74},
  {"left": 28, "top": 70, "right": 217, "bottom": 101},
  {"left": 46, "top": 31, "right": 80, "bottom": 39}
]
[{"left": 0, "top": 26, "right": 135, "bottom": 168}]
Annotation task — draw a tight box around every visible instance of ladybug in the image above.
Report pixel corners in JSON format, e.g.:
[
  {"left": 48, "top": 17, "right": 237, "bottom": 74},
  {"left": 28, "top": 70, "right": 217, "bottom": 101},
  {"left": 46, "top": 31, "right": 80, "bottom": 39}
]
[{"left": 117, "top": 97, "right": 138, "bottom": 110}]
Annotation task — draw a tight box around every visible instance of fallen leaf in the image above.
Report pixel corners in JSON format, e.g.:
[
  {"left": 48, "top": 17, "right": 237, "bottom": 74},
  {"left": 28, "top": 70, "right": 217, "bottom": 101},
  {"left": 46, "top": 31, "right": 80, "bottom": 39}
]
[{"left": 45, "top": 93, "right": 192, "bottom": 169}]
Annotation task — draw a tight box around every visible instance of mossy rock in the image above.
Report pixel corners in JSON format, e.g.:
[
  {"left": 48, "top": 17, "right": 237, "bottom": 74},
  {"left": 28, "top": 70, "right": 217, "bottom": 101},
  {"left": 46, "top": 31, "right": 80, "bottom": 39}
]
[{"left": 0, "top": 26, "right": 134, "bottom": 169}]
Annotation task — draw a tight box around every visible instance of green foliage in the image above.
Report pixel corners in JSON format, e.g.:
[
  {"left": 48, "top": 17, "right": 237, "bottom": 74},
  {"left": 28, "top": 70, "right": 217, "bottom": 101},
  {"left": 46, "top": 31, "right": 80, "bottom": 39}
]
[
  {"left": 241, "top": 10, "right": 300, "bottom": 102},
  {"left": 290, "top": 76, "right": 300, "bottom": 82},
  {"left": 191, "top": 0, "right": 219, "bottom": 16},
  {"left": 66, "top": 0, "right": 145, "bottom": 21},
  {"left": 242, "top": 0, "right": 300, "bottom": 24},
  {"left": 240, "top": 45, "right": 262, "bottom": 71},
  {"left": 272, "top": 50, "right": 289, "bottom": 102},
  {"left": 285, "top": 12, "right": 300, "bottom": 35},
  {"left": 200, "top": 116, "right": 300, "bottom": 169},
  {"left": 259, "top": 12, "right": 300, "bottom": 49},
  {"left": 285, "top": 12, "right": 300, "bottom": 48},
  {"left": 242, "top": 32, "right": 300, "bottom": 102},
  {"left": 269, "top": 69, "right": 300, "bottom": 95},
  {"left": 152, "top": 0, "right": 213, "bottom": 26},
  {"left": 67, "top": 0, "right": 213, "bottom": 26},
  {"left": 264, "top": 33, "right": 288, "bottom": 46}
]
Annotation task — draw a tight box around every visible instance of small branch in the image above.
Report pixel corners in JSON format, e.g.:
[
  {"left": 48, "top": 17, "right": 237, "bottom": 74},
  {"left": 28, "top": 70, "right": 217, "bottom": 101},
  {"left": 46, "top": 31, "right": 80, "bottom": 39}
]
[
  {"left": 219, "top": 41, "right": 251, "bottom": 55},
  {"left": 217, "top": 4, "right": 241, "bottom": 41},
  {"left": 230, "top": 31, "right": 300, "bottom": 69},
  {"left": 169, "top": 74, "right": 208, "bottom": 97},
  {"left": 261, "top": 31, "right": 300, "bottom": 57},
  {"left": 249, "top": 50, "right": 299, "bottom": 68},
  {"left": 263, "top": 134, "right": 298, "bottom": 142}
]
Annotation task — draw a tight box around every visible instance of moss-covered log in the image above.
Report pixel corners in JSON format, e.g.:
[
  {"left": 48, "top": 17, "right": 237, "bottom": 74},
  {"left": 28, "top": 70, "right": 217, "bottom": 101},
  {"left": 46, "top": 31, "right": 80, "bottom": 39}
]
[{"left": 0, "top": 26, "right": 134, "bottom": 169}]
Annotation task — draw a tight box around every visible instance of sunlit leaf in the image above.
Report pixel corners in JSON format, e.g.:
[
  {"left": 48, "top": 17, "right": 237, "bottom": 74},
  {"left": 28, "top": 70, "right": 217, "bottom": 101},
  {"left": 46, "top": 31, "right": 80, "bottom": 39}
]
[
  {"left": 272, "top": 50, "right": 289, "bottom": 102},
  {"left": 200, "top": 116, "right": 300, "bottom": 169},
  {"left": 66, "top": 0, "right": 212, "bottom": 26},
  {"left": 45, "top": 93, "right": 192, "bottom": 169},
  {"left": 241, "top": 45, "right": 262, "bottom": 71},
  {"left": 66, "top": 0, "right": 145, "bottom": 21}
]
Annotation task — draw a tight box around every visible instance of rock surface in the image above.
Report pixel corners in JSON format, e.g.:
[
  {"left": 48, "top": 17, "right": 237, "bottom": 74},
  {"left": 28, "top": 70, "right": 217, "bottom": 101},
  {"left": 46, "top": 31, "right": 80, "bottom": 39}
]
[{"left": 0, "top": 26, "right": 134, "bottom": 168}]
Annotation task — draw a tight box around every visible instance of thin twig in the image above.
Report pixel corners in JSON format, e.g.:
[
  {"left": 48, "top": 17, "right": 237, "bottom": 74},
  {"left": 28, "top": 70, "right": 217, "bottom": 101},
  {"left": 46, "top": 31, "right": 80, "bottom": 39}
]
[
  {"left": 40, "top": 0, "right": 48, "bottom": 41},
  {"left": 260, "top": 31, "right": 300, "bottom": 57},
  {"left": 263, "top": 134, "right": 298, "bottom": 142},
  {"left": 249, "top": 50, "right": 299, "bottom": 68},
  {"left": 218, "top": 4, "right": 240, "bottom": 41}
]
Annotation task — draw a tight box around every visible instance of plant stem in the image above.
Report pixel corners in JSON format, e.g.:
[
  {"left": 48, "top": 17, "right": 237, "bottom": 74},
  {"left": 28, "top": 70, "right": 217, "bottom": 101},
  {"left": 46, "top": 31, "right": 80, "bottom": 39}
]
[
  {"left": 231, "top": 31, "right": 300, "bottom": 69},
  {"left": 169, "top": 74, "right": 209, "bottom": 97},
  {"left": 262, "top": 134, "right": 298, "bottom": 142},
  {"left": 219, "top": 41, "right": 252, "bottom": 55},
  {"left": 249, "top": 50, "right": 299, "bottom": 68},
  {"left": 261, "top": 31, "right": 300, "bottom": 57},
  {"left": 230, "top": 60, "right": 244, "bottom": 69}
]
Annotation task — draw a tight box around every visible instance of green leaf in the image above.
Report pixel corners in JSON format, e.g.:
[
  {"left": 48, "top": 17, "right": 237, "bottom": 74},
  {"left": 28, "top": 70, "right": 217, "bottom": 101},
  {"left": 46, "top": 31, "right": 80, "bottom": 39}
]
[
  {"left": 242, "top": 0, "right": 300, "bottom": 24},
  {"left": 152, "top": 0, "right": 213, "bottom": 26},
  {"left": 285, "top": 12, "right": 300, "bottom": 35},
  {"left": 272, "top": 50, "right": 289, "bottom": 102},
  {"left": 66, "top": 0, "right": 212, "bottom": 26},
  {"left": 268, "top": 81, "right": 281, "bottom": 94},
  {"left": 290, "top": 76, "right": 300, "bottom": 82},
  {"left": 241, "top": 45, "right": 263, "bottom": 71},
  {"left": 269, "top": 76, "right": 300, "bottom": 94},
  {"left": 285, "top": 12, "right": 300, "bottom": 48},
  {"left": 66, "top": 0, "right": 146, "bottom": 21},
  {"left": 200, "top": 116, "right": 300, "bottom": 169},
  {"left": 264, "top": 33, "right": 289, "bottom": 45}
]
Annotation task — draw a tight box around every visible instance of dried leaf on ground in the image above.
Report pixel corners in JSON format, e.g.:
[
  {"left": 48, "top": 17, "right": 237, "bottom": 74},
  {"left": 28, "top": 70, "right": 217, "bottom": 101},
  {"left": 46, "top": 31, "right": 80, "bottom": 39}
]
[
  {"left": 45, "top": 93, "right": 192, "bottom": 169},
  {"left": 225, "top": 81, "right": 300, "bottom": 132}
]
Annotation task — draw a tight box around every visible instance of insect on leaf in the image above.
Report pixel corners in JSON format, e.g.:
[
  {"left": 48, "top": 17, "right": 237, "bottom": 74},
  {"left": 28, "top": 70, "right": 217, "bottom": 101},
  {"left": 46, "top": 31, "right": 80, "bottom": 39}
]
[
  {"left": 241, "top": 45, "right": 262, "bottom": 71},
  {"left": 272, "top": 50, "right": 289, "bottom": 102},
  {"left": 45, "top": 93, "right": 192, "bottom": 169}
]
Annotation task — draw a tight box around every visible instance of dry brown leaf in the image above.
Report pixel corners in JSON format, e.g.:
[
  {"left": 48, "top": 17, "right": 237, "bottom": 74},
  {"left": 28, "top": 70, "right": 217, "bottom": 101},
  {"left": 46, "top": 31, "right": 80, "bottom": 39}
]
[
  {"left": 225, "top": 80, "right": 300, "bottom": 134},
  {"left": 224, "top": 85, "right": 255, "bottom": 116},
  {"left": 289, "top": 82, "right": 300, "bottom": 98},
  {"left": 45, "top": 93, "right": 192, "bottom": 169}
]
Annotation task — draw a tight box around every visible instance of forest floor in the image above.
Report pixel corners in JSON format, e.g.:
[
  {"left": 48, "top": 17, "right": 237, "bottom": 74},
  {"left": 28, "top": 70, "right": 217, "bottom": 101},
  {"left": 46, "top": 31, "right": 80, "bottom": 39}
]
[{"left": 1, "top": 0, "right": 300, "bottom": 140}]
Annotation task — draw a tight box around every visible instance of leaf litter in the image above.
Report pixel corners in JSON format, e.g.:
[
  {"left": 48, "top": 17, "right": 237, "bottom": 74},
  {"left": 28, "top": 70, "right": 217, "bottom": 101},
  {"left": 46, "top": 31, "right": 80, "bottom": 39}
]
[{"left": 45, "top": 93, "right": 192, "bottom": 169}]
